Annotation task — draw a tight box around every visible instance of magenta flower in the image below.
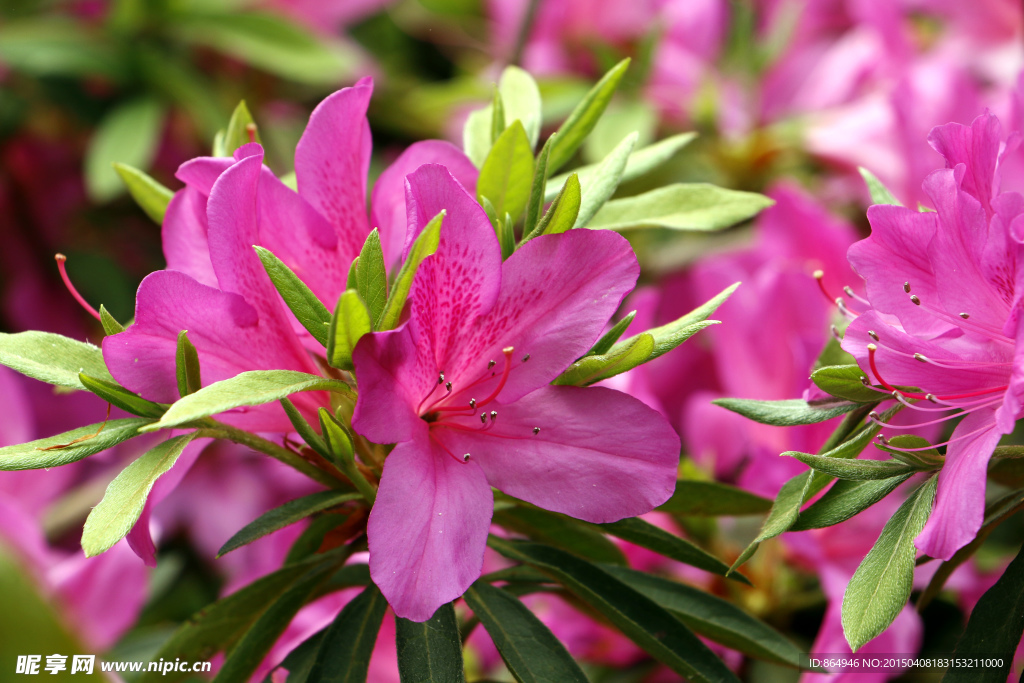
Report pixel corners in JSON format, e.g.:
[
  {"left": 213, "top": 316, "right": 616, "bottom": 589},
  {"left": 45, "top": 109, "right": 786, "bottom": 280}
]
[
  {"left": 841, "top": 112, "right": 1024, "bottom": 560},
  {"left": 352, "top": 164, "right": 680, "bottom": 621}
]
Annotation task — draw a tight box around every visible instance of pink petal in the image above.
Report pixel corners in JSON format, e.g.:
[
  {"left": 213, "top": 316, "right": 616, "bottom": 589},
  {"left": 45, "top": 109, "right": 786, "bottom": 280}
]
[
  {"left": 367, "top": 430, "right": 493, "bottom": 621},
  {"left": 370, "top": 140, "right": 479, "bottom": 267},
  {"left": 916, "top": 408, "right": 1004, "bottom": 560},
  {"left": 126, "top": 502, "right": 157, "bottom": 567},
  {"left": 162, "top": 186, "right": 218, "bottom": 288},
  {"left": 295, "top": 78, "right": 373, "bottom": 264},
  {"left": 928, "top": 113, "right": 1002, "bottom": 213},
  {"left": 175, "top": 156, "right": 234, "bottom": 197},
  {"left": 437, "top": 385, "right": 679, "bottom": 523}
]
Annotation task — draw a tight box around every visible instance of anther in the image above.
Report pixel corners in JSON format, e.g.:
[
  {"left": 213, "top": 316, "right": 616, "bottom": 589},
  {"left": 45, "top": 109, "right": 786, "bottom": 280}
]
[
  {"left": 868, "top": 330, "right": 879, "bottom": 341},
  {"left": 469, "top": 398, "right": 477, "bottom": 409},
  {"left": 830, "top": 325, "right": 843, "bottom": 342},
  {"left": 462, "top": 453, "right": 470, "bottom": 462},
  {"left": 488, "top": 360, "right": 496, "bottom": 369},
  {"left": 54, "top": 254, "right": 101, "bottom": 322},
  {"left": 843, "top": 286, "right": 856, "bottom": 298},
  {"left": 480, "top": 412, "right": 487, "bottom": 424},
  {"left": 489, "top": 410, "right": 498, "bottom": 422},
  {"left": 867, "top": 343, "right": 877, "bottom": 352},
  {"left": 868, "top": 411, "right": 881, "bottom": 421},
  {"left": 876, "top": 435, "right": 889, "bottom": 445},
  {"left": 533, "top": 427, "right": 540, "bottom": 435},
  {"left": 914, "top": 353, "right": 928, "bottom": 363},
  {"left": 910, "top": 295, "right": 921, "bottom": 306},
  {"left": 813, "top": 269, "right": 824, "bottom": 280},
  {"left": 522, "top": 354, "right": 530, "bottom": 362},
  {"left": 960, "top": 312, "right": 970, "bottom": 319},
  {"left": 860, "top": 376, "right": 870, "bottom": 385},
  {"left": 438, "top": 372, "right": 445, "bottom": 385},
  {"left": 925, "top": 393, "right": 938, "bottom": 403},
  {"left": 445, "top": 381, "right": 452, "bottom": 392},
  {"left": 903, "top": 282, "right": 911, "bottom": 293}
]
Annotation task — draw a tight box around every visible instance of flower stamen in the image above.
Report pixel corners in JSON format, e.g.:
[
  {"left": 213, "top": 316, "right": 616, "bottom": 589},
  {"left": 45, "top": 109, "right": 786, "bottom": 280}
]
[{"left": 54, "top": 254, "right": 102, "bottom": 322}]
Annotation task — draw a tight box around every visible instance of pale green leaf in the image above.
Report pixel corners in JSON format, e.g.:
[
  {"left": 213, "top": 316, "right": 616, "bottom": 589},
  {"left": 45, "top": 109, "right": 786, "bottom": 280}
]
[
  {"left": 327, "top": 290, "right": 372, "bottom": 371},
  {"left": 548, "top": 59, "right": 631, "bottom": 172},
  {"left": 587, "top": 184, "right": 773, "bottom": 232},
  {"left": 86, "top": 98, "right": 166, "bottom": 203},
  {"left": 858, "top": 167, "right": 901, "bottom": 206},
  {"left": 0, "top": 419, "right": 152, "bottom": 471},
  {"left": 573, "top": 132, "right": 638, "bottom": 230},
  {"left": 0, "top": 331, "right": 114, "bottom": 390},
  {"left": 554, "top": 333, "right": 654, "bottom": 386},
  {"left": 114, "top": 163, "right": 173, "bottom": 225},
  {"left": 533, "top": 173, "right": 581, "bottom": 237},
  {"left": 478, "top": 120, "right": 535, "bottom": 224},
  {"left": 379, "top": 211, "right": 443, "bottom": 330}
]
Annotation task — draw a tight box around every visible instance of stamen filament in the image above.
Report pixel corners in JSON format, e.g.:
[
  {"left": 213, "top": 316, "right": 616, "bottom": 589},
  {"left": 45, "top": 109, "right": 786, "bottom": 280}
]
[
  {"left": 867, "top": 344, "right": 1008, "bottom": 401},
  {"left": 55, "top": 254, "right": 101, "bottom": 321}
]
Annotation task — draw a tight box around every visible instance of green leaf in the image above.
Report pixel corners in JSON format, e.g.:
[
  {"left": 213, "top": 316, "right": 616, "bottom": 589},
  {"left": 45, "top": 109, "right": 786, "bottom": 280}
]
[
  {"left": 784, "top": 452, "right": 918, "bottom": 480},
  {"left": 218, "top": 491, "right": 361, "bottom": 557},
  {"left": 175, "top": 330, "right": 202, "bottom": 397},
  {"left": 791, "top": 476, "right": 912, "bottom": 531},
  {"left": 172, "top": 11, "right": 358, "bottom": 85},
  {"left": 320, "top": 409, "right": 377, "bottom": 505},
  {"left": 272, "top": 627, "right": 326, "bottom": 683},
  {"left": 713, "top": 397, "right": 858, "bottom": 427},
  {"left": 379, "top": 211, "right": 444, "bottom": 330},
  {"left": 0, "top": 18, "right": 123, "bottom": 79},
  {"left": 811, "top": 364, "right": 885, "bottom": 403},
  {"left": 281, "top": 398, "right": 330, "bottom": 459},
  {"left": 989, "top": 455, "right": 1024, "bottom": 488},
  {"left": 255, "top": 246, "right": 332, "bottom": 347},
  {"left": 355, "top": 229, "right": 388, "bottom": 328},
  {"left": 86, "top": 98, "right": 166, "bottom": 203},
  {"left": 0, "top": 331, "right": 115, "bottom": 390},
  {"left": 657, "top": 480, "right": 772, "bottom": 517},
  {"left": 99, "top": 304, "right": 125, "bottom": 336},
  {"left": 533, "top": 173, "right": 582, "bottom": 237},
  {"left": 395, "top": 603, "right": 466, "bottom": 683},
  {"left": 221, "top": 100, "right": 261, "bottom": 157},
  {"left": 82, "top": 433, "right": 197, "bottom": 557},
  {"left": 305, "top": 585, "right": 389, "bottom": 683},
  {"left": 491, "top": 89, "right": 506, "bottom": 143},
  {"left": 602, "top": 565, "right": 805, "bottom": 668},
  {"left": 875, "top": 434, "right": 944, "bottom": 469},
  {"left": 842, "top": 476, "right": 937, "bottom": 651},
  {"left": 0, "top": 419, "right": 152, "bottom": 471},
  {"left": 489, "top": 538, "right": 741, "bottom": 683},
  {"left": 572, "top": 132, "right": 638, "bottom": 230},
  {"left": 584, "top": 100, "right": 656, "bottom": 164},
  {"left": 142, "top": 370, "right": 349, "bottom": 431},
  {"left": 499, "top": 66, "right": 542, "bottom": 149},
  {"left": 548, "top": 59, "right": 631, "bottom": 172},
  {"left": 493, "top": 506, "right": 627, "bottom": 566},
  {"left": 464, "top": 581, "right": 589, "bottom": 683},
  {"left": 78, "top": 373, "right": 167, "bottom": 418},
  {"left": 478, "top": 120, "right": 535, "bottom": 225},
  {"left": 546, "top": 133, "right": 697, "bottom": 203},
  {"left": 114, "top": 163, "right": 174, "bottom": 225},
  {"left": 586, "top": 310, "right": 636, "bottom": 356},
  {"left": 523, "top": 135, "right": 554, "bottom": 240},
  {"left": 553, "top": 332, "right": 654, "bottom": 386},
  {"left": 587, "top": 184, "right": 774, "bottom": 232},
  {"left": 327, "top": 290, "right": 372, "bottom": 371},
  {"left": 613, "top": 283, "right": 737, "bottom": 362},
  {"left": 498, "top": 212, "right": 516, "bottom": 260},
  {"left": 858, "top": 167, "right": 901, "bottom": 206},
  {"left": 463, "top": 108, "right": 492, "bottom": 168},
  {"left": 600, "top": 517, "right": 744, "bottom": 582}
]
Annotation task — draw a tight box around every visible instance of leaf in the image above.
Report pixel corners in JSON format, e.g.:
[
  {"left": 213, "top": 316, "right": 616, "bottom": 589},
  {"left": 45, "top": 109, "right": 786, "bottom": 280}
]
[
  {"left": 548, "top": 59, "right": 631, "bottom": 172},
  {"left": 553, "top": 332, "right": 654, "bottom": 386},
  {"left": 86, "top": 98, "right": 166, "bottom": 203},
  {"left": 842, "top": 475, "right": 937, "bottom": 651},
  {"left": 327, "top": 290, "right": 372, "bottom": 371},
  {"left": 218, "top": 491, "right": 361, "bottom": 557},
  {"left": 600, "top": 517, "right": 745, "bottom": 583},
  {"left": 305, "top": 585, "right": 389, "bottom": 683},
  {"left": 0, "top": 331, "right": 115, "bottom": 390},
  {"left": 99, "top": 304, "right": 126, "bottom": 336},
  {"left": 546, "top": 133, "right": 697, "bottom": 203},
  {"left": 523, "top": 136, "right": 555, "bottom": 240},
  {"left": 613, "top": 283, "right": 737, "bottom": 362},
  {"left": 499, "top": 66, "right": 542, "bottom": 149},
  {"left": 478, "top": 121, "right": 535, "bottom": 225},
  {"left": 498, "top": 212, "right": 516, "bottom": 261},
  {"left": 175, "top": 331, "right": 202, "bottom": 397},
  {"left": 82, "top": 433, "right": 197, "bottom": 557},
  {"left": 395, "top": 603, "right": 466, "bottom": 683},
  {"left": 491, "top": 89, "right": 506, "bottom": 143},
  {"left": 493, "top": 506, "right": 627, "bottom": 566},
  {"left": 142, "top": 370, "right": 348, "bottom": 431},
  {"left": 355, "top": 229, "right": 388, "bottom": 328},
  {"left": 463, "top": 108, "right": 492, "bottom": 168},
  {"left": 281, "top": 398, "right": 330, "bottom": 459},
  {"left": 78, "top": 373, "right": 167, "bottom": 418},
  {"left": 811, "top": 364, "right": 885, "bottom": 403},
  {"left": 572, "top": 132, "right": 638, "bottom": 230},
  {"left": 272, "top": 627, "right": 326, "bottom": 683},
  {"left": 255, "top": 246, "right": 331, "bottom": 347},
  {"left": 784, "top": 452, "right": 918, "bottom": 480},
  {"left": 379, "top": 211, "right": 444, "bottom": 331},
  {"left": 533, "top": 173, "right": 582, "bottom": 237},
  {"left": 0, "top": 419, "right": 151, "bottom": 471},
  {"left": 320, "top": 409, "right": 377, "bottom": 505},
  {"left": 489, "top": 538, "right": 741, "bottom": 683},
  {"left": 791, "top": 476, "right": 912, "bottom": 531},
  {"left": 875, "top": 434, "right": 944, "bottom": 469},
  {"left": 586, "top": 184, "right": 774, "bottom": 232},
  {"left": 114, "top": 163, "right": 174, "bottom": 225},
  {"left": 587, "top": 310, "right": 636, "bottom": 357},
  {"left": 0, "top": 18, "right": 123, "bottom": 79},
  {"left": 602, "top": 565, "right": 805, "bottom": 668},
  {"left": 464, "top": 581, "right": 589, "bottom": 683},
  {"left": 221, "top": 100, "right": 261, "bottom": 157},
  {"left": 713, "top": 397, "right": 858, "bottom": 427},
  {"left": 657, "top": 480, "right": 772, "bottom": 517},
  {"left": 172, "top": 11, "right": 358, "bottom": 85},
  {"left": 858, "top": 167, "right": 901, "bottom": 206}
]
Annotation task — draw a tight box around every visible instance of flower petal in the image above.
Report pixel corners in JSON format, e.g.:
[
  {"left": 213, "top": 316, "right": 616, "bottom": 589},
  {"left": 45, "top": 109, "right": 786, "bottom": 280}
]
[
  {"left": 928, "top": 113, "right": 1001, "bottom": 213},
  {"left": 368, "top": 431, "right": 492, "bottom": 622},
  {"left": 175, "top": 156, "right": 233, "bottom": 197},
  {"left": 162, "top": 186, "right": 217, "bottom": 288},
  {"left": 915, "top": 408, "right": 1003, "bottom": 560},
  {"left": 438, "top": 385, "right": 679, "bottom": 523}
]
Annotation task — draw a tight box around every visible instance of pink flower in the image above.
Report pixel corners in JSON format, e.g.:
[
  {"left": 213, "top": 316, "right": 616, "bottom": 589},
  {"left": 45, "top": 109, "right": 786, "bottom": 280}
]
[
  {"left": 841, "top": 112, "right": 1024, "bottom": 560},
  {"left": 352, "top": 164, "right": 680, "bottom": 621}
]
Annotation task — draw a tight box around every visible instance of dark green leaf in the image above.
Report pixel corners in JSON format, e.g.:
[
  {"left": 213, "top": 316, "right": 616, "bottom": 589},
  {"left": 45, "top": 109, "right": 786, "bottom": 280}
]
[
  {"left": 0, "top": 418, "right": 152, "bottom": 471},
  {"left": 587, "top": 184, "right": 773, "bottom": 232},
  {"left": 548, "top": 59, "right": 630, "bottom": 172},
  {"left": 533, "top": 173, "right": 581, "bottom": 237},
  {"left": 791, "top": 476, "right": 912, "bottom": 531},
  {"left": 0, "top": 331, "right": 114, "bottom": 389},
  {"left": 842, "top": 476, "right": 937, "bottom": 651},
  {"left": 79, "top": 373, "right": 167, "bottom": 418},
  {"left": 493, "top": 506, "right": 627, "bottom": 566},
  {"left": 304, "top": 584, "right": 388, "bottom": 683},
  {"left": 464, "top": 581, "right": 589, "bottom": 683},
  {"left": 811, "top": 365, "right": 885, "bottom": 403},
  {"left": 523, "top": 134, "right": 554, "bottom": 239},
  {"left": 395, "top": 602, "right": 466, "bottom": 683},
  {"left": 82, "top": 433, "right": 197, "bottom": 557},
  {"left": 281, "top": 398, "right": 329, "bottom": 459},
  {"left": 713, "top": 397, "right": 858, "bottom": 427},
  {"left": 587, "top": 310, "right": 636, "bottom": 357},
  {"left": 273, "top": 627, "right": 326, "bottom": 683},
  {"left": 86, "top": 98, "right": 166, "bottom": 202},
  {"left": 355, "top": 229, "right": 388, "bottom": 328},
  {"left": 602, "top": 565, "right": 804, "bottom": 668},
  {"left": 489, "top": 538, "right": 740, "bottom": 683},
  {"left": 175, "top": 331, "right": 202, "bottom": 397},
  {"left": 114, "top": 163, "right": 174, "bottom": 225},
  {"left": 858, "top": 167, "right": 901, "bottom": 206},
  {"left": 875, "top": 434, "right": 944, "bottom": 469},
  {"left": 478, "top": 120, "right": 535, "bottom": 224},
  {"left": 600, "top": 517, "right": 745, "bottom": 583},
  {"left": 573, "top": 132, "right": 638, "bottom": 229},
  {"left": 218, "top": 491, "right": 361, "bottom": 557},
  {"left": 320, "top": 409, "right": 377, "bottom": 505},
  {"left": 553, "top": 332, "right": 654, "bottom": 386},
  {"left": 380, "top": 211, "right": 443, "bottom": 330},
  {"left": 255, "top": 246, "right": 331, "bottom": 347},
  {"left": 657, "top": 480, "right": 772, "bottom": 517},
  {"left": 327, "top": 290, "right": 372, "bottom": 371},
  {"left": 784, "top": 452, "right": 918, "bottom": 480}
]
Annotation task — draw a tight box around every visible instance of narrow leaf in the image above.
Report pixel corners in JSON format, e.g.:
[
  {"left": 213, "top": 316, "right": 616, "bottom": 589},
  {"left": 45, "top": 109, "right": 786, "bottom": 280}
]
[
  {"left": 379, "top": 211, "right": 443, "bottom": 331},
  {"left": 79, "top": 373, "right": 167, "bottom": 418},
  {"left": 114, "top": 162, "right": 173, "bottom": 224},
  {"left": 533, "top": 173, "right": 581, "bottom": 238},
  {"left": 784, "top": 452, "right": 918, "bottom": 480},
  {"left": 553, "top": 332, "right": 654, "bottom": 386},
  {"left": 811, "top": 364, "right": 886, "bottom": 403},
  {"left": 0, "top": 331, "right": 114, "bottom": 389},
  {"left": 222, "top": 100, "right": 261, "bottom": 156},
  {"left": 548, "top": 59, "right": 630, "bottom": 172},
  {"left": 791, "top": 476, "right": 912, "bottom": 531},
  {"left": 281, "top": 397, "right": 329, "bottom": 459},
  {"left": 175, "top": 330, "right": 202, "bottom": 397},
  {"left": 587, "top": 310, "right": 636, "bottom": 356},
  {"left": 0, "top": 418, "right": 151, "bottom": 471},
  {"left": 657, "top": 480, "right": 772, "bottom": 517},
  {"left": 305, "top": 585, "right": 389, "bottom": 683},
  {"left": 255, "top": 246, "right": 331, "bottom": 347},
  {"left": 355, "top": 229, "right": 388, "bottom": 328},
  {"left": 858, "top": 167, "right": 901, "bottom": 206},
  {"left": 523, "top": 134, "right": 554, "bottom": 240},
  {"left": 493, "top": 506, "right": 627, "bottom": 566},
  {"left": 86, "top": 98, "right": 165, "bottom": 202},
  {"left": 713, "top": 397, "right": 858, "bottom": 426},
  {"left": 395, "top": 603, "right": 466, "bottom": 683},
  {"left": 82, "top": 433, "right": 197, "bottom": 557},
  {"left": 99, "top": 304, "right": 125, "bottom": 336},
  {"left": 327, "top": 290, "right": 372, "bottom": 371},
  {"left": 614, "top": 283, "right": 737, "bottom": 361},
  {"left": 478, "top": 120, "right": 535, "bottom": 224},
  {"left": 587, "top": 184, "right": 773, "bottom": 232},
  {"left": 572, "top": 132, "right": 638, "bottom": 230},
  {"left": 491, "top": 89, "right": 506, "bottom": 143},
  {"left": 320, "top": 408, "right": 377, "bottom": 505},
  {"left": 218, "top": 490, "right": 361, "bottom": 557},
  {"left": 600, "top": 517, "right": 746, "bottom": 583}
]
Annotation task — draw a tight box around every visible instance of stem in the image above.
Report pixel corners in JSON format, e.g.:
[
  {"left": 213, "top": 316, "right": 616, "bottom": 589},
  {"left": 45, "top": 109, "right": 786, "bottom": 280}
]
[{"left": 509, "top": 0, "right": 541, "bottom": 67}]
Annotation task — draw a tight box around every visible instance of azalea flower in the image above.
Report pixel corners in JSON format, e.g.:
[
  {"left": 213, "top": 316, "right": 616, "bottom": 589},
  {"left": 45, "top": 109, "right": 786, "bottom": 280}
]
[
  {"left": 841, "top": 112, "right": 1024, "bottom": 560},
  {"left": 352, "top": 164, "right": 680, "bottom": 621}
]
